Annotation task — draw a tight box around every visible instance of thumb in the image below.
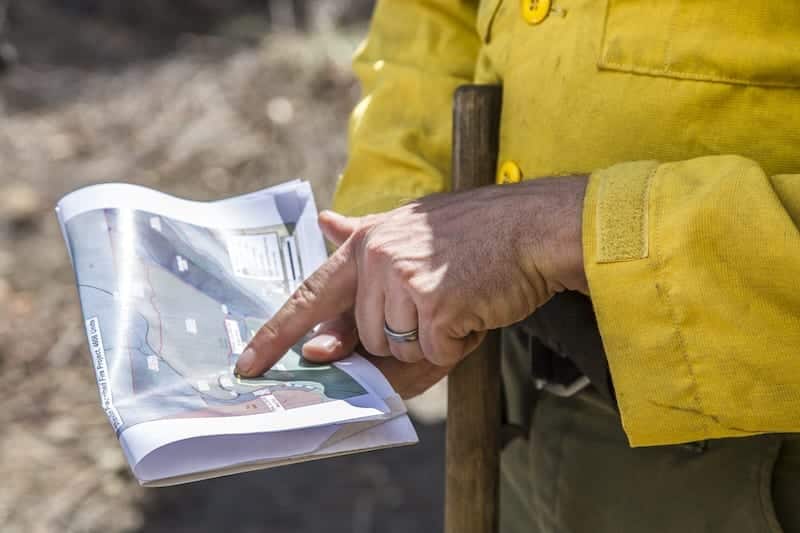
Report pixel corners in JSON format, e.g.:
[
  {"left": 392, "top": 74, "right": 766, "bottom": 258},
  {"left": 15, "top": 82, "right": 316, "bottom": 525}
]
[
  {"left": 319, "top": 210, "right": 359, "bottom": 246},
  {"left": 302, "top": 313, "right": 358, "bottom": 363}
]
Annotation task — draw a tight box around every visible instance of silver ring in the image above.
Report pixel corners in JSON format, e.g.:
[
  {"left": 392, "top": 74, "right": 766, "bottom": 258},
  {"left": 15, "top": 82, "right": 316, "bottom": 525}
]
[{"left": 383, "top": 322, "right": 419, "bottom": 343}]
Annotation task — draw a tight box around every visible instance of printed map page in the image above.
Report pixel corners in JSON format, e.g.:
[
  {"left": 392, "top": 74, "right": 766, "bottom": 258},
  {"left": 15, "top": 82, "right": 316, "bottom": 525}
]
[{"left": 67, "top": 207, "right": 366, "bottom": 433}]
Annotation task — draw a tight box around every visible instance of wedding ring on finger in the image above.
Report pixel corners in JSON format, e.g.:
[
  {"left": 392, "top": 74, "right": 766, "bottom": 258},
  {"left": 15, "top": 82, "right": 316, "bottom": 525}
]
[{"left": 383, "top": 322, "right": 419, "bottom": 343}]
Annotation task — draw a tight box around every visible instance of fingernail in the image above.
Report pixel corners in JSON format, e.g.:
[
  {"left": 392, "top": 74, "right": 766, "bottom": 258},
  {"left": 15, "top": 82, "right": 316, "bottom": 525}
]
[
  {"left": 236, "top": 347, "right": 256, "bottom": 375},
  {"left": 304, "top": 334, "right": 341, "bottom": 354}
]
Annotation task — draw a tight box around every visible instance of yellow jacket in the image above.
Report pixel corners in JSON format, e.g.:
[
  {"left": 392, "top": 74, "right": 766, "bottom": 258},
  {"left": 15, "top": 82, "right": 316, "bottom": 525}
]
[{"left": 332, "top": 0, "right": 800, "bottom": 447}]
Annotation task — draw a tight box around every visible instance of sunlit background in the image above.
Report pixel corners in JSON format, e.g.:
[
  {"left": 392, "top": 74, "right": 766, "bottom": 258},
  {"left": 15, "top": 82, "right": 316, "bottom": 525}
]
[{"left": 0, "top": 1, "right": 447, "bottom": 531}]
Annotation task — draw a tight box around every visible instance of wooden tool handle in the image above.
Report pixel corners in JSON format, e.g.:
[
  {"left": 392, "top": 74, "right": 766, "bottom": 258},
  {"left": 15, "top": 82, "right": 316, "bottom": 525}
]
[{"left": 445, "top": 85, "right": 503, "bottom": 533}]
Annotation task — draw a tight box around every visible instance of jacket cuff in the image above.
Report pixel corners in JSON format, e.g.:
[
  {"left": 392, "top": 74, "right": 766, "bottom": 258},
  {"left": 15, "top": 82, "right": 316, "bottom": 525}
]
[{"left": 583, "top": 161, "right": 709, "bottom": 446}]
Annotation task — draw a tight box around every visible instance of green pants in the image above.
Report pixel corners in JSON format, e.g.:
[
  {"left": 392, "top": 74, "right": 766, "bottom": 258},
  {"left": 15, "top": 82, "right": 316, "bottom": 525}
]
[{"left": 500, "top": 329, "right": 800, "bottom": 533}]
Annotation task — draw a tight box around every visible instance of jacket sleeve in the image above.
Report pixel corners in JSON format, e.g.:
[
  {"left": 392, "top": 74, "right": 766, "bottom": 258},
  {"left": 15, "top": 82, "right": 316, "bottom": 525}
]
[
  {"left": 584, "top": 155, "right": 800, "bottom": 446},
  {"left": 332, "top": 0, "right": 480, "bottom": 217}
]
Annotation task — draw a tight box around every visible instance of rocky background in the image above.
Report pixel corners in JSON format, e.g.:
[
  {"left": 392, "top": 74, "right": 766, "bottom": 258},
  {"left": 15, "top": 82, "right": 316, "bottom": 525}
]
[{"left": 0, "top": 1, "right": 447, "bottom": 531}]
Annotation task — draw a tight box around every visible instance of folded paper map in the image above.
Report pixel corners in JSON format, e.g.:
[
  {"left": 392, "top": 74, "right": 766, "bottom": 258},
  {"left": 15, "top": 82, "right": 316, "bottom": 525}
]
[{"left": 56, "top": 181, "right": 417, "bottom": 487}]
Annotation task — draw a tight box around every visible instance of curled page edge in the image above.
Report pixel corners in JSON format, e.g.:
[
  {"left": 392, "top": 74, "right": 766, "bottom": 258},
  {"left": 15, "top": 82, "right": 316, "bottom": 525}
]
[
  {"left": 120, "top": 353, "right": 392, "bottom": 472},
  {"left": 140, "top": 411, "right": 418, "bottom": 487},
  {"left": 129, "top": 362, "right": 410, "bottom": 484}
]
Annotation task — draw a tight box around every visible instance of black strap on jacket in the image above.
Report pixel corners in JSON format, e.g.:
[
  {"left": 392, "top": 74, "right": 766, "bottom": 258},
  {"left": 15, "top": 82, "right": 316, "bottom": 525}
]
[{"left": 521, "top": 291, "right": 616, "bottom": 405}]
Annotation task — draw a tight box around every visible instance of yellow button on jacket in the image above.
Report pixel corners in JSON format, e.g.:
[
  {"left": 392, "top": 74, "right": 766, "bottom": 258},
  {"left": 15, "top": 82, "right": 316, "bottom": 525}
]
[{"left": 332, "top": 0, "right": 800, "bottom": 447}]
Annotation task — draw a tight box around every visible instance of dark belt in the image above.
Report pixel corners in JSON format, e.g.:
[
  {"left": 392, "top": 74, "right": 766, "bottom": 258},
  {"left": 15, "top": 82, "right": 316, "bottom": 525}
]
[
  {"left": 522, "top": 291, "right": 616, "bottom": 405},
  {"left": 500, "top": 291, "right": 616, "bottom": 445}
]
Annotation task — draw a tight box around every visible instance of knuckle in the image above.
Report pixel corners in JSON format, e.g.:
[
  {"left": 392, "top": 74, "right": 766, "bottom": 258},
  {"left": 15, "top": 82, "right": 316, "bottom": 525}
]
[
  {"left": 253, "top": 322, "right": 280, "bottom": 349},
  {"left": 351, "top": 225, "right": 372, "bottom": 248},
  {"left": 407, "top": 277, "right": 442, "bottom": 312},
  {"left": 427, "top": 308, "right": 451, "bottom": 337},
  {"left": 426, "top": 324, "right": 462, "bottom": 367},
  {"left": 390, "top": 259, "right": 418, "bottom": 287},
  {"left": 403, "top": 266, "right": 424, "bottom": 287},
  {"left": 290, "top": 278, "right": 319, "bottom": 311},
  {"left": 415, "top": 299, "right": 435, "bottom": 325},
  {"left": 363, "top": 238, "right": 389, "bottom": 262}
]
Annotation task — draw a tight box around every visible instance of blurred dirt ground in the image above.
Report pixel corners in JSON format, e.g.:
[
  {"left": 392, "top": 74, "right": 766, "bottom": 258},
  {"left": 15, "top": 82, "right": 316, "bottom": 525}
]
[{"left": 0, "top": 2, "right": 445, "bottom": 532}]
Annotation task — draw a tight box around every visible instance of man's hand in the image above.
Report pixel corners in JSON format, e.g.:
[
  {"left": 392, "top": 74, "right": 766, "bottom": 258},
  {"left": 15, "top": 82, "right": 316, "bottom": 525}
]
[{"left": 236, "top": 176, "right": 588, "bottom": 395}]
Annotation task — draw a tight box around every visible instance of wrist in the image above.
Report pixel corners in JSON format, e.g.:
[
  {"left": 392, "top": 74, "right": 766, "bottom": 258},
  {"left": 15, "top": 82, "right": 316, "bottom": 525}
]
[{"left": 514, "top": 175, "right": 589, "bottom": 296}]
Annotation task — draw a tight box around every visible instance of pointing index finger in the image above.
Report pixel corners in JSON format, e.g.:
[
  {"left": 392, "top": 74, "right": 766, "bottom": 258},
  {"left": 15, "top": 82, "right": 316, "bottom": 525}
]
[{"left": 235, "top": 245, "right": 357, "bottom": 377}]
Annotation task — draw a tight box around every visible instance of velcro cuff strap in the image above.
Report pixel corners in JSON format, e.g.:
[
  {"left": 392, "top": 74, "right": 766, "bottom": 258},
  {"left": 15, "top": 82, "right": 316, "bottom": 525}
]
[{"left": 591, "top": 160, "right": 659, "bottom": 263}]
